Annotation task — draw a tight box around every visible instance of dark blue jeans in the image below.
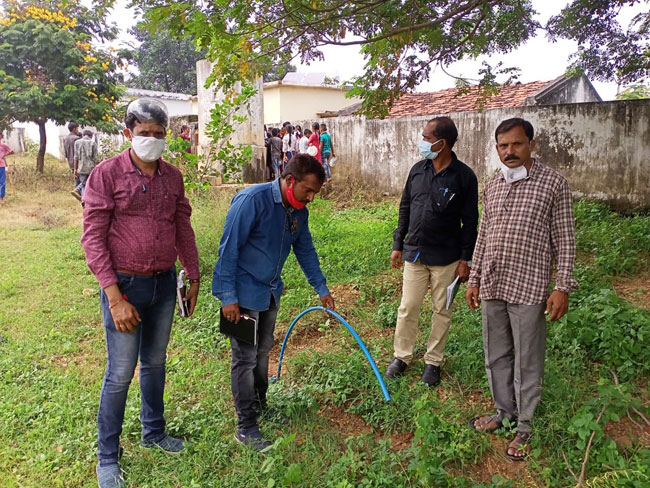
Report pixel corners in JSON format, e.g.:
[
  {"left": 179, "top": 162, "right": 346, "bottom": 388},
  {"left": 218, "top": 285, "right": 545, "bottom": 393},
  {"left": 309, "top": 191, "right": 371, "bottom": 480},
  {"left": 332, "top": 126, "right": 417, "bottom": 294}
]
[
  {"left": 97, "top": 269, "right": 176, "bottom": 466},
  {"left": 230, "top": 297, "right": 279, "bottom": 431}
]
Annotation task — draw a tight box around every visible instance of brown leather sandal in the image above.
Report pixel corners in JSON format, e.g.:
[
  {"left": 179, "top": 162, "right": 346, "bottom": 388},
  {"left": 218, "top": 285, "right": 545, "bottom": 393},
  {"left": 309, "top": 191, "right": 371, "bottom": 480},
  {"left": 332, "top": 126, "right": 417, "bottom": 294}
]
[{"left": 506, "top": 431, "right": 532, "bottom": 461}]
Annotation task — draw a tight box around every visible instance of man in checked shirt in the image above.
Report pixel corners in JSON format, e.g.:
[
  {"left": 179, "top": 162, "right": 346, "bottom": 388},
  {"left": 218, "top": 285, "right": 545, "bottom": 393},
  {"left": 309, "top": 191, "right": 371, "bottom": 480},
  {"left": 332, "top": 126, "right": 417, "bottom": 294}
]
[
  {"left": 82, "top": 98, "right": 200, "bottom": 488},
  {"left": 466, "top": 118, "right": 578, "bottom": 461}
]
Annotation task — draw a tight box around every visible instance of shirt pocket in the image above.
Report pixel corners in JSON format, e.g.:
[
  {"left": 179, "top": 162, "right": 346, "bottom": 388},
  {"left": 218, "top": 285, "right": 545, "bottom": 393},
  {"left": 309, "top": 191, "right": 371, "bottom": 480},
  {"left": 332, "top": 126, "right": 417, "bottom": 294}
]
[{"left": 114, "top": 180, "right": 149, "bottom": 216}]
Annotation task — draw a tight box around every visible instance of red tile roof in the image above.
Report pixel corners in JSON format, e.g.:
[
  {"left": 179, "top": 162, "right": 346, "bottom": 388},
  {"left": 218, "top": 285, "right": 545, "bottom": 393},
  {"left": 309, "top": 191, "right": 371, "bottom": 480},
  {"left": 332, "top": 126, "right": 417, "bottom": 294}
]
[{"left": 387, "top": 80, "right": 554, "bottom": 118}]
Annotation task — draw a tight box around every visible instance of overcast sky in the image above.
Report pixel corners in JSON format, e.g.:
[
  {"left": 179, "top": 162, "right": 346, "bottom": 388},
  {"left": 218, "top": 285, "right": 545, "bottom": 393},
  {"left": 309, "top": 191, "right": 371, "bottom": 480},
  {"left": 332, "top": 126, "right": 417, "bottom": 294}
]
[{"left": 104, "top": 0, "right": 646, "bottom": 100}]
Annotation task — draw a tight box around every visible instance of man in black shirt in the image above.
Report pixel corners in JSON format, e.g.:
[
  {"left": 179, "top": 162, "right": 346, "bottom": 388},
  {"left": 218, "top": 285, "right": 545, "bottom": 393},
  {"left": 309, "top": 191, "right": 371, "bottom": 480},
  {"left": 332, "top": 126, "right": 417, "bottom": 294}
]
[{"left": 387, "top": 116, "right": 478, "bottom": 386}]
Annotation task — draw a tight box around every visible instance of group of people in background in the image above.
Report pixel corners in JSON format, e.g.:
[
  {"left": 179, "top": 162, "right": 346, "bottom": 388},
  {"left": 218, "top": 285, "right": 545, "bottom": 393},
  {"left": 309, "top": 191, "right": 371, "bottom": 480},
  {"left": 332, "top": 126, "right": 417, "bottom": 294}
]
[{"left": 265, "top": 121, "right": 335, "bottom": 182}]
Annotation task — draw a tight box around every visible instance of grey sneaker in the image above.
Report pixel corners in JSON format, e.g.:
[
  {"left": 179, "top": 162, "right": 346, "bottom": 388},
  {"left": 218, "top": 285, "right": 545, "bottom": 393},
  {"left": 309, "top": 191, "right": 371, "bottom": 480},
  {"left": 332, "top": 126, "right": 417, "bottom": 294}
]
[
  {"left": 140, "top": 434, "right": 187, "bottom": 454},
  {"left": 234, "top": 427, "right": 272, "bottom": 452},
  {"left": 96, "top": 463, "right": 125, "bottom": 488}
]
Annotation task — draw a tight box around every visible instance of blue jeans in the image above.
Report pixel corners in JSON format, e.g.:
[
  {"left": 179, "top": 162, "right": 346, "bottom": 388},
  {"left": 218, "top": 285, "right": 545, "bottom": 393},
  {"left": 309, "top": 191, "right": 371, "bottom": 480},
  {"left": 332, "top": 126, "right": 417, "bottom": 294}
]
[
  {"left": 230, "top": 297, "right": 279, "bottom": 431},
  {"left": 0, "top": 167, "right": 5, "bottom": 198},
  {"left": 321, "top": 152, "right": 332, "bottom": 180},
  {"left": 74, "top": 173, "right": 89, "bottom": 197},
  {"left": 97, "top": 269, "right": 176, "bottom": 466},
  {"left": 271, "top": 156, "right": 281, "bottom": 179}
]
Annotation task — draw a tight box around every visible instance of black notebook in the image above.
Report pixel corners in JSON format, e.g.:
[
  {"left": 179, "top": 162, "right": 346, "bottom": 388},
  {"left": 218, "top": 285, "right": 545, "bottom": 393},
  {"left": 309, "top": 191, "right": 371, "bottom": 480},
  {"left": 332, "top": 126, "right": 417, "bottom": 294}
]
[{"left": 219, "top": 309, "right": 258, "bottom": 346}]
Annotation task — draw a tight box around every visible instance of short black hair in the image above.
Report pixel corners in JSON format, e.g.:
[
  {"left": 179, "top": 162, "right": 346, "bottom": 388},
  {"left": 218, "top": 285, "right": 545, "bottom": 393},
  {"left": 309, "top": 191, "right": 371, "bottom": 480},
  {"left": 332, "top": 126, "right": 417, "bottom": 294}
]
[
  {"left": 303, "top": 129, "right": 312, "bottom": 136},
  {"left": 495, "top": 118, "right": 534, "bottom": 142},
  {"left": 82, "top": 129, "right": 93, "bottom": 137},
  {"left": 320, "top": 123, "right": 327, "bottom": 131},
  {"left": 427, "top": 116, "right": 458, "bottom": 148},
  {"left": 68, "top": 122, "right": 79, "bottom": 132},
  {"left": 271, "top": 128, "right": 279, "bottom": 136},
  {"left": 282, "top": 153, "right": 325, "bottom": 184},
  {"left": 181, "top": 124, "right": 189, "bottom": 131}
]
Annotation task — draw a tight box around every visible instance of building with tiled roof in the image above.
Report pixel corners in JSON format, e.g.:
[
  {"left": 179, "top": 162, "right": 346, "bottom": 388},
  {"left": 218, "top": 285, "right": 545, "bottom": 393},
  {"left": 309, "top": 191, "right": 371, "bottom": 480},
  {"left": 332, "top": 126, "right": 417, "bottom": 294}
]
[{"left": 336, "top": 74, "right": 601, "bottom": 118}]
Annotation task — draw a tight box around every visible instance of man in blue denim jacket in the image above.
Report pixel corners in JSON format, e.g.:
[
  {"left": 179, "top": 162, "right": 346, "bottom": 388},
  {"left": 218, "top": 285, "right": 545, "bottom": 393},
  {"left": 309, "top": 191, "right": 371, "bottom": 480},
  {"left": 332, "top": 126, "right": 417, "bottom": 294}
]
[{"left": 213, "top": 154, "right": 335, "bottom": 450}]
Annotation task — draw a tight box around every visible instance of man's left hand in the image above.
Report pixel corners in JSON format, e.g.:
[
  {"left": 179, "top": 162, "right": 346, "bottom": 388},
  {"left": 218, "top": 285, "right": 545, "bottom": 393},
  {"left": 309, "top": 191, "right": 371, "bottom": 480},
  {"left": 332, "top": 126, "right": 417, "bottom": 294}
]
[
  {"left": 455, "top": 260, "right": 470, "bottom": 283},
  {"left": 545, "top": 290, "right": 569, "bottom": 321},
  {"left": 321, "top": 294, "right": 335, "bottom": 312},
  {"left": 185, "top": 281, "right": 200, "bottom": 317}
]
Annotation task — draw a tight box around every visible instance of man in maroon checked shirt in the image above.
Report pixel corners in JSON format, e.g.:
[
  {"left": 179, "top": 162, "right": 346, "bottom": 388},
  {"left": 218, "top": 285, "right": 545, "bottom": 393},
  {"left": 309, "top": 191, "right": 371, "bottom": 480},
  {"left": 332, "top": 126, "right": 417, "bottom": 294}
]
[{"left": 82, "top": 98, "right": 200, "bottom": 488}]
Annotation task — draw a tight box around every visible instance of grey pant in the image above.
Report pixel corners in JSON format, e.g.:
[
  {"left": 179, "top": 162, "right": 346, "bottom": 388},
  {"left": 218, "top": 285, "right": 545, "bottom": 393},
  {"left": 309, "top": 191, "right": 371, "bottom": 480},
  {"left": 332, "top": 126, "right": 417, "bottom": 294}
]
[{"left": 482, "top": 300, "right": 547, "bottom": 433}]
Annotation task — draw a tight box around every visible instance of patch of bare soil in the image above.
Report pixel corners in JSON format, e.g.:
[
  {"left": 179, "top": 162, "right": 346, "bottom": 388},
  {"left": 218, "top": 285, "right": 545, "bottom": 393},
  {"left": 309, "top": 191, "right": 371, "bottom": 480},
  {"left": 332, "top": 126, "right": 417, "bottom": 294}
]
[
  {"left": 450, "top": 436, "right": 541, "bottom": 487},
  {"left": 603, "top": 415, "right": 650, "bottom": 449},
  {"left": 613, "top": 275, "right": 650, "bottom": 309},
  {"left": 318, "top": 404, "right": 374, "bottom": 437}
]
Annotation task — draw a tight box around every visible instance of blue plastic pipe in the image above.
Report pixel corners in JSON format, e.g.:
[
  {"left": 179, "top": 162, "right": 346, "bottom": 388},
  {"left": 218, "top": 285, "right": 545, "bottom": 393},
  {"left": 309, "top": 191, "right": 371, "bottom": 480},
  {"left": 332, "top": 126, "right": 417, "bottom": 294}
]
[{"left": 272, "top": 306, "right": 391, "bottom": 402}]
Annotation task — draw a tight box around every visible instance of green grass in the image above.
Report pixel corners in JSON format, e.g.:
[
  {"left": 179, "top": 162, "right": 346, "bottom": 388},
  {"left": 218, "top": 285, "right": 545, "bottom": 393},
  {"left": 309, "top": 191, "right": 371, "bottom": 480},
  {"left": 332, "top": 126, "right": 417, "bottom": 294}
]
[{"left": 1, "top": 156, "right": 650, "bottom": 486}]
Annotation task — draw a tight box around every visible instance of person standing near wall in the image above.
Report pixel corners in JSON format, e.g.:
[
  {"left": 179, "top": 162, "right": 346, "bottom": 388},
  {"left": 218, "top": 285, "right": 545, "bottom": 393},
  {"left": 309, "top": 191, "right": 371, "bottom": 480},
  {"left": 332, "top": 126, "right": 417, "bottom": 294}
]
[
  {"left": 307, "top": 122, "right": 322, "bottom": 163},
  {"left": 179, "top": 124, "right": 192, "bottom": 153},
  {"left": 466, "top": 117, "right": 578, "bottom": 460},
  {"left": 64, "top": 122, "right": 81, "bottom": 190},
  {"left": 0, "top": 133, "right": 14, "bottom": 205},
  {"left": 318, "top": 123, "right": 334, "bottom": 183},
  {"left": 386, "top": 116, "right": 478, "bottom": 386},
  {"left": 298, "top": 128, "right": 311, "bottom": 154},
  {"left": 268, "top": 128, "right": 283, "bottom": 178},
  {"left": 82, "top": 98, "right": 200, "bottom": 488}
]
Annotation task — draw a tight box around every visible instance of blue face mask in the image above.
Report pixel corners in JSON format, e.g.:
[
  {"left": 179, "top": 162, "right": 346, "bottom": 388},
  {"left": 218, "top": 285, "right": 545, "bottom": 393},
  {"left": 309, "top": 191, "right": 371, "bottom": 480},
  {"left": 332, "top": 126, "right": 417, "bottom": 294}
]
[{"left": 418, "top": 139, "right": 442, "bottom": 160}]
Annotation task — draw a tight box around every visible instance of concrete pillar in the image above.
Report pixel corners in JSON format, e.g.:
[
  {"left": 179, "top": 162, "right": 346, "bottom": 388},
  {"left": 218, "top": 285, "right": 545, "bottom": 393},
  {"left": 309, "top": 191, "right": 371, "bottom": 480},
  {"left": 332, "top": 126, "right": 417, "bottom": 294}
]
[{"left": 196, "top": 60, "right": 265, "bottom": 183}]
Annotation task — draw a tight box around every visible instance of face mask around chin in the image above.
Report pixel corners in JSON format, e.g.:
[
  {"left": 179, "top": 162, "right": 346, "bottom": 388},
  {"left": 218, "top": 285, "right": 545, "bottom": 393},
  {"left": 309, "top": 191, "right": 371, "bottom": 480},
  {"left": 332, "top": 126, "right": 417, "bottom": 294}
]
[
  {"left": 499, "top": 162, "right": 528, "bottom": 184},
  {"left": 131, "top": 135, "right": 166, "bottom": 162}
]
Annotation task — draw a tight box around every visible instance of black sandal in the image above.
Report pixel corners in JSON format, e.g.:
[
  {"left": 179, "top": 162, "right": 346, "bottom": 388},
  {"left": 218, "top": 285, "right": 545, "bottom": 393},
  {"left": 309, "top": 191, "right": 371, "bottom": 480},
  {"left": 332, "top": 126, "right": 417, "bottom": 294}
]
[{"left": 505, "top": 431, "right": 532, "bottom": 461}]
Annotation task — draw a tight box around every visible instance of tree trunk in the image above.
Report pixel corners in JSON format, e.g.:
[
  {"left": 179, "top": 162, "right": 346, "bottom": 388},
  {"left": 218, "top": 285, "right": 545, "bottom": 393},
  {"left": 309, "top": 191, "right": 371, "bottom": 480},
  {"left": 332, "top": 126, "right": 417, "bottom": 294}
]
[{"left": 36, "top": 119, "right": 47, "bottom": 173}]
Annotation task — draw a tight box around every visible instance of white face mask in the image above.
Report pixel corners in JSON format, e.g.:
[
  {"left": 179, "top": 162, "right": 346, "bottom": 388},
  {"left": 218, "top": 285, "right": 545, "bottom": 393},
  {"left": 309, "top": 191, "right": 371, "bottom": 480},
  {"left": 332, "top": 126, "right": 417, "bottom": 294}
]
[
  {"left": 499, "top": 162, "right": 528, "bottom": 184},
  {"left": 131, "top": 135, "right": 166, "bottom": 162}
]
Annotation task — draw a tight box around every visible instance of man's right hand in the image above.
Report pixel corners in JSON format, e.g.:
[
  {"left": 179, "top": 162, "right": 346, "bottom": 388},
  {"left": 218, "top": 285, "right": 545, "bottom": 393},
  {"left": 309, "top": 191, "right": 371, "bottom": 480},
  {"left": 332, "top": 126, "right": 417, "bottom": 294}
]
[
  {"left": 110, "top": 299, "right": 141, "bottom": 333},
  {"left": 465, "top": 286, "right": 481, "bottom": 311},
  {"left": 223, "top": 303, "right": 241, "bottom": 323},
  {"left": 391, "top": 250, "right": 403, "bottom": 269}
]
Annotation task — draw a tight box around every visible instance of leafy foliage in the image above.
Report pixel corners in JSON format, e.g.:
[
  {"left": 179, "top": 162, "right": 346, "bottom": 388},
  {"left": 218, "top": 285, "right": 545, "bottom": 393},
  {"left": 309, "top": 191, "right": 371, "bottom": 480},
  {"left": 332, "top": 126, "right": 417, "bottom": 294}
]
[
  {"left": 134, "top": 0, "right": 539, "bottom": 117},
  {"left": 547, "top": 0, "right": 650, "bottom": 85},
  {"left": 126, "top": 25, "right": 206, "bottom": 94},
  {"left": 0, "top": 0, "right": 125, "bottom": 171},
  {"left": 616, "top": 84, "right": 650, "bottom": 100},
  {"left": 202, "top": 83, "right": 256, "bottom": 183}
]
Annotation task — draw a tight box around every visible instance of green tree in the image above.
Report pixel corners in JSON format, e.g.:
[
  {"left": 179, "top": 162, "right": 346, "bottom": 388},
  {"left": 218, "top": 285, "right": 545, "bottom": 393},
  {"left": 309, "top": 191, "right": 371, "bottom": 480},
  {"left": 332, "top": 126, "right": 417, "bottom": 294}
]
[
  {"left": 134, "top": 0, "right": 539, "bottom": 117},
  {"left": 263, "top": 61, "right": 297, "bottom": 83},
  {"left": 547, "top": 0, "right": 649, "bottom": 86},
  {"left": 616, "top": 84, "right": 650, "bottom": 100},
  {"left": 126, "top": 25, "right": 206, "bottom": 94},
  {"left": 0, "top": 0, "right": 124, "bottom": 172},
  {"left": 134, "top": 0, "right": 649, "bottom": 117}
]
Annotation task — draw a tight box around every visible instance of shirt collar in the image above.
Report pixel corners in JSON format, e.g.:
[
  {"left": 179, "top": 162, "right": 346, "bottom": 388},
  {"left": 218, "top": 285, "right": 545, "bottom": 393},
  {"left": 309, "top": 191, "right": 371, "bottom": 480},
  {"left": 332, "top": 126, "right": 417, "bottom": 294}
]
[
  {"left": 272, "top": 178, "right": 284, "bottom": 204},
  {"left": 425, "top": 151, "right": 459, "bottom": 174}
]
